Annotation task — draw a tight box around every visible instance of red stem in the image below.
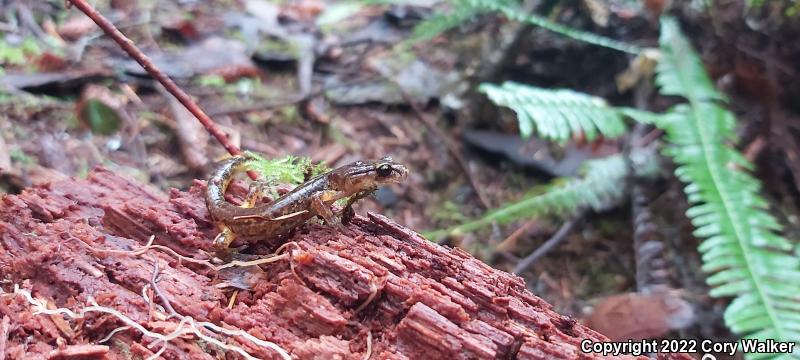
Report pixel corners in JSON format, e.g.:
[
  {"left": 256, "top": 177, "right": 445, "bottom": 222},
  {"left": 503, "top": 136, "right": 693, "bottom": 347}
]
[{"left": 66, "top": 0, "right": 241, "bottom": 157}]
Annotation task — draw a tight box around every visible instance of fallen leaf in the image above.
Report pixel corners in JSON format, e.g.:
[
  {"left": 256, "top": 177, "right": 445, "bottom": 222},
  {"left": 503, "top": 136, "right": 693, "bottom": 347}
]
[
  {"left": 616, "top": 48, "right": 660, "bottom": 92},
  {"left": 216, "top": 263, "right": 269, "bottom": 290},
  {"left": 582, "top": 0, "right": 609, "bottom": 27},
  {"left": 300, "top": 96, "right": 330, "bottom": 124},
  {"left": 644, "top": 0, "right": 671, "bottom": 18},
  {"left": 57, "top": 16, "right": 97, "bottom": 41},
  {"left": 35, "top": 52, "right": 68, "bottom": 72},
  {"left": 585, "top": 290, "right": 694, "bottom": 341},
  {"left": 75, "top": 85, "right": 126, "bottom": 135},
  {"left": 165, "top": 92, "right": 209, "bottom": 170},
  {"left": 316, "top": 2, "right": 364, "bottom": 26},
  {"left": 282, "top": 0, "right": 327, "bottom": 21},
  {"left": 208, "top": 64, "right": 262, "bottom": 83},
  {"left": 161, "top": 17, "right": 202, "bottom": 42}
]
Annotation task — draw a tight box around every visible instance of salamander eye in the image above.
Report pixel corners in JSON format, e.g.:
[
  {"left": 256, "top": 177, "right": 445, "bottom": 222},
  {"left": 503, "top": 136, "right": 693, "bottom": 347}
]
[{"left": 376, "top": 163, "right": 393, "bottom": 177}]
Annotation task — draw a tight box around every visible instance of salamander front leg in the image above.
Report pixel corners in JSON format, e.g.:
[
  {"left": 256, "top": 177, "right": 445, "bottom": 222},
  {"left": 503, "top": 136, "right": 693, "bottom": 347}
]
[
  {"left": 310, "top": 194, "right": 340, "bottom": 226},
  {"left": 244, "top": 180, "right": 275, "bottom": 207},
  {"left": 341, "top": 189, "right": 374, "bottom": 225}
]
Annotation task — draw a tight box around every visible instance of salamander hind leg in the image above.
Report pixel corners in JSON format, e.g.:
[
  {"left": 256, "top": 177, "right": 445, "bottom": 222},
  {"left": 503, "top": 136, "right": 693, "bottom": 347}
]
[{"left": 213, "top": 225, "right": 237, "bottom": 251}]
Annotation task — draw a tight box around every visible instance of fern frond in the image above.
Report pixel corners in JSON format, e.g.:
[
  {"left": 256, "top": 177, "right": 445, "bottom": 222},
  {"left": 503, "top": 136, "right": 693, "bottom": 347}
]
[
  {"left": 405, "top": 6, "right": 483, "bottom": 45},
  {"left": 479, "top": 82, "right": 629, "bottom": 141},
  {"left": 407, "top": 0, "right": 642, "bottom": 54},
  {"left": 656, "top": 17, "right": 725, "bottom": 103},
  {"left": 471, "top": 0, "right": 643, "bottom": 54},
  {"left": 403, "top": 0, "right": 517, "bottom": 46},
  {"left": 618, "top": 107, "right": 663, "bottom": 124},
  {"left": 427, "top": 155, "right": 629, "bottom": 239},
  {"left": 656, "top": 18, "right": 800, "bottom": 355}
]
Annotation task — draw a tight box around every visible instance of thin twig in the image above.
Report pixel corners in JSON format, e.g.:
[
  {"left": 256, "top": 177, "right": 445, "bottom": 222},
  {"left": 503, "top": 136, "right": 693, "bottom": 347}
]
[
  {"left": 227, "top": 290, "right": 239, "bottom": 309},
  {"left": 393, "top": 84, "right": 491, "bottom": 209},
  {"left": 362, "top": 330, "right": 373, "bottom": 360},
  {"left": 150, "top": 259, "right": 179, "bottom": 319},
  {"left": 495, "top": 219, "right": 537, "bottom": 252},
  {"left": 632, "top": 128, "right": 663, "bottom": 148},
  {"left": 65, "top": 0, "right": 240, "bottom": 157},
  {"left": 142, "top": 283, "right": 156, "bottom": 320},
  {"left": 513, "top": 218, "right": 579, "bottom": 275}
]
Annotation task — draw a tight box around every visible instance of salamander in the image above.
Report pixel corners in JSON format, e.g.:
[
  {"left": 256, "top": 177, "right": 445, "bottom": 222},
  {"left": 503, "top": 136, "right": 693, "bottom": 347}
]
[{"left": 205, "top": 155, "right": 408, "bottom": 249}]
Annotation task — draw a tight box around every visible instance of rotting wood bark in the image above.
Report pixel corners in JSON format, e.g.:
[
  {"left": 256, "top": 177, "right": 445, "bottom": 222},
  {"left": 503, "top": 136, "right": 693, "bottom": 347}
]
[{"left": 0, "top": 168, "right": 692, "bottom": 359}]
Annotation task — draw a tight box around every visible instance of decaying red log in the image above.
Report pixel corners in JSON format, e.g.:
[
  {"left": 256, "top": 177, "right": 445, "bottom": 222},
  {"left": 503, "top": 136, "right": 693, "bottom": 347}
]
[{"left": 0, "top": 168, "right": 692, "bottom": 359}]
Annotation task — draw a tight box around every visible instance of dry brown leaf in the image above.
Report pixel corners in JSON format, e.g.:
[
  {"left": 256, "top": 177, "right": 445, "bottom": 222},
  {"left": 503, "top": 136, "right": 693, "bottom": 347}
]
[
  {"left": 616, "top": 49, "right": 661, "bottom": 92},
  {"left": 57, "top": 16, "right": 97, "bottom": 41},
  {"left": 166, "top": 96, "right": 209, "bottom": 170},
  {"left": 582, "top": 0, "right": 609, "bottom": 27},
  {"left": 585, "top": 290, "right": 694, "bottom": 341}
]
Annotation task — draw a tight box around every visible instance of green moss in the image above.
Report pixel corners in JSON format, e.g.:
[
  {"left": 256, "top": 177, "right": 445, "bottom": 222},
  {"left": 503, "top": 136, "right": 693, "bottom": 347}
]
[
  {"left": 196, "top": 74, "right": 227, "bottom": 88},
  {"left": 257, "top": 38, "right": 301, "bottom": 59},
  {"left": 245, "top": 152, "right": 329, "bottom": 186},
  {"left": 0, "top": 37, "right": 42, "bottom": 66},
  {"left": 9, "top": 148, "right": 36, "bottom": 166},
  {"left": 431, "top": 200, "right": 471, "bottom": 224}
]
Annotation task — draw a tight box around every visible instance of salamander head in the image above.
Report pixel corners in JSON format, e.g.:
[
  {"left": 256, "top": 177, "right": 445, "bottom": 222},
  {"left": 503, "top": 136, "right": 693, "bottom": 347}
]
[{"left": 329, "top": 156, "right": 409, "bottom": 193}]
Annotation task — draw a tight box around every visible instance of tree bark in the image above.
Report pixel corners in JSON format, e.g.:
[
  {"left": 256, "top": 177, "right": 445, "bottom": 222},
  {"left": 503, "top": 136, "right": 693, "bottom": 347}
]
[{"left": 0, "top": 168, "right": 691, "bottom": 359}]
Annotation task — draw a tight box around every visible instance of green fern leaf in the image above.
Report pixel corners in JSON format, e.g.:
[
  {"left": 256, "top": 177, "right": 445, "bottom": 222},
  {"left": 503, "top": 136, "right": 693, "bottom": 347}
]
[
  {"left": 427, "top": 155, "right": 630, "bottom": 239},
  {"left": 471, "top": 0, "right": 642, "bottom": 54},
  {"left": 405, "top": 6, "right": 483, "bottom": 45},
  {"left": 479, "top": 82, "right": 629, "bottom": 141},
  {"left": 656, "top": 17, "right": 726, "bottom": 103},
  {"left": 408, "top": 0, "right": 642, "bottom": 54},
  {"left": 403, "top": 0, "right": 512, "bottom": 46},
  {"left": 618, "top": 107, "right": 663, "bottom": 124},
  {"left": 656, "top": 17, "right": 800, "bottom": 357}
]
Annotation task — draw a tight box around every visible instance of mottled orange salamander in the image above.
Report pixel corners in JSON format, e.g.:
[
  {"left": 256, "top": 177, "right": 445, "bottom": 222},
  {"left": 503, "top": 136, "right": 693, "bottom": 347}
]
[{"left": 206, "top": 155, "right": 408, "bottom": 249}]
